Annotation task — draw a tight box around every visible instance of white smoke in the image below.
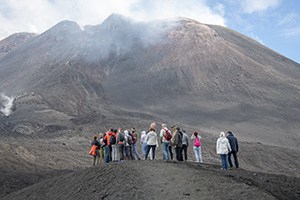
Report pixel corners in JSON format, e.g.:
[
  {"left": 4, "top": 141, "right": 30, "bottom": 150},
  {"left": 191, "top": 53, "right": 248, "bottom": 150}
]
[{"left": 0, "top": 93, "right": 15, "bottom": 116}]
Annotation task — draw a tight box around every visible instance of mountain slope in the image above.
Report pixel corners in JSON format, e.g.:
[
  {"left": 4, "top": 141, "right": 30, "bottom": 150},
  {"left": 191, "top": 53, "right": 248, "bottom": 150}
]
[{"left": 0, "top": 15, "right": 299, "bottom": 148}]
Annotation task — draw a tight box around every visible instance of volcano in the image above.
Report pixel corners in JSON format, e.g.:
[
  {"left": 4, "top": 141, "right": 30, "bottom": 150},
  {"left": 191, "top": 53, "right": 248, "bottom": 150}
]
[{"left": 0, "top": 14, "right": 299, "bottom": 198}]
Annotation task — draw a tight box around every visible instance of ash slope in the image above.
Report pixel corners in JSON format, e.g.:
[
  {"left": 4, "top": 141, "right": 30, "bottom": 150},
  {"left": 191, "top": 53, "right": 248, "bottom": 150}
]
[
  {"left": 0, "top": 15, "right": 299, "bottom": 149},
  {"left": 2, "top": 161, "right": 299, "bottom": 200}
]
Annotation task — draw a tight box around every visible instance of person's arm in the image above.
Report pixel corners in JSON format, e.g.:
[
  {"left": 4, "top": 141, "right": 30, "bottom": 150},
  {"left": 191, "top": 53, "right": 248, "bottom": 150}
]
[
  {"left": 216, "top": 139, "right": 219, "bottom": 154},
  {"left": 227, "top": 139, "right": 232, "bottom": 152},
  {"left": 186, "top": 135, "right": 189, "bottom": 147},
  {"left": 236, "top": 138, "right": 239, "bottom": 152}
]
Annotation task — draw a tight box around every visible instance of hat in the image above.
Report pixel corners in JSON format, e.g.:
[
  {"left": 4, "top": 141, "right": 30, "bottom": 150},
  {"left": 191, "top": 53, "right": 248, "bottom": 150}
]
[
  {"left": 220, "top": 132, "right": 225, "bottom": 137},
  {"left": 161, "top": 123, "right": 166, "bottom": 128}
]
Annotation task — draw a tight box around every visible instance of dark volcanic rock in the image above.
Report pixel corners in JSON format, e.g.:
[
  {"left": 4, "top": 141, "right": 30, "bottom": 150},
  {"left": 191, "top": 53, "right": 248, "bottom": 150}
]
[{"left": 2, "top": 161, "right": 300, "bottom": 200}]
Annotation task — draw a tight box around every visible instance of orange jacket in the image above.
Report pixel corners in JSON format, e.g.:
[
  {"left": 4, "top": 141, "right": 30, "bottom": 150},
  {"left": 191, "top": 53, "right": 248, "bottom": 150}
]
[{"left": 104, "top": 131, "right": 114, "bottom": 145}]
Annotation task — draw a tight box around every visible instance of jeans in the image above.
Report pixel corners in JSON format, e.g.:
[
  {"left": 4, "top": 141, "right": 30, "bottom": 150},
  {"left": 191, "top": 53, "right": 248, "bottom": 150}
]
[
  {"left": 228, "top": 151, "right": 239, "bottom": 168},
  {"left": 182, "top": 144, "right": 188, "bottom": 161},
  {"left": 162, "top": 142, "right": 170, "bottom": 160},
  {"left": 118, "top": 144, "right": 124, "bottom": 161},
  {"left": 132, "top": 143, "right": 141, "bottom": 160},
  {"left": 142, "top": 142, "right": 147, "bottom": 158},
  {"left": 145, "top": 145, "right": 156, "bottom": 160},
  {"left": 169, "top": 145, "right": 173, "bottom": 160},
  {"left": 175, "top": 147, "right": 183, "bottom": 161},
  {"left": 104, "top": 146, "right": 110, "bottom": 163},
  {"left": 193, "top": 146, "right": 202, "bottom": 163},
  {"left": 220, "top": 154, "right": 228, "bottom": 170}
]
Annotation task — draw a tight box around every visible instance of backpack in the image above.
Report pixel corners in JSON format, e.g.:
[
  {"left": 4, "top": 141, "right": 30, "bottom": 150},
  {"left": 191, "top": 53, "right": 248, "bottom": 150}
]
[
  {"left": 126, "top": 135, "right": 133, "bottom": 145},
  {"left": 164, "top": 129, "right": 172, "bottom": 141},
  {"left": 131, "top": 132, "right": 137, "bottom": 143},
  {"left": 194, "top": 136, "right": 201, "bottom": 147},
  {"left": 110, "top": 134, "right": 116, "bottom": 145},
  {"left": 119, "top": 132, "right": 125, "bottom": 142}
]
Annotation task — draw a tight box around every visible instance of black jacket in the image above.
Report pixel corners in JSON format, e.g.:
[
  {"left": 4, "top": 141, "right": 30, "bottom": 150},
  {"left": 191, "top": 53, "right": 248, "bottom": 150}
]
[
  {"left": 91, "top": 139, "right": 101, "bottom": 149},
  {"left": 226, "top": 132, "right": 239, "bottom": 152}
]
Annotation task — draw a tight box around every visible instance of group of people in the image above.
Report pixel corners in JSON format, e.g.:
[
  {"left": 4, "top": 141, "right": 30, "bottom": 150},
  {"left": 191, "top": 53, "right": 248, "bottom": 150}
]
[{"left": 89, "top": 122, "right": 239, "bottom": 171}]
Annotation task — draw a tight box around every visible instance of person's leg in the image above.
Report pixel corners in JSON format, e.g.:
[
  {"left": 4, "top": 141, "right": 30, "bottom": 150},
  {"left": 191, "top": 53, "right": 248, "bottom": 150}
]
[
  {"left": 179, "top": 147, "right": 183, "bottom": 161},
  {"left": 199, "top": 146, "right": 203, "bottom": 163},
  {"left": 169, "top": 145, "right": 173, "bottom": 160},
  {"left": 142, "top": 143, "right": 146, "bottom": 158},
  {"left": 129, "top": 145, "right": 134, "bottom": 160},
  {"left": 104, "top": 146, "right": 110, "bottom": 163},
  {"left": 233, "top": 151, "right": 239, "bottom": 168},
  {"left": 166, "top": 142, "right": 170, "bottom": 160},
  {"left": 224, "top": 154, "right": 228, "bottom": 170},
  {"left": 228, "top": 152, "right": 233, "bottom": 168},
  {"left": 96, "top": 149, "right": 100, "bottom": 165},
  {"left": 220, "top": 154, "right": 225, "bottom": 170},
  {"left": 183, "top": 145, "right": 188, "bottom": 161},
  {"left": 162, "top": 142, "right": 167, "bottom": 160},
  {"left": 93, "top": 156, "right": 96, "bottom": 166},
  {"left": 145, "top": 145, "right": 150, "bottom": 160},
  {"left": 193, "top": 147, "right": 199, "bottom": 162},
  {"left": 133, "top": 143, "right": 141, "bottom": 160},
  {"left": 112, "top": 145, "right": 117, "bottom": 161},
  {"left": 108, "top": 145, "right": 112, "bottom": 162},
  {"left": 152, "top": 145, "right": 156, "bottom": 160}
]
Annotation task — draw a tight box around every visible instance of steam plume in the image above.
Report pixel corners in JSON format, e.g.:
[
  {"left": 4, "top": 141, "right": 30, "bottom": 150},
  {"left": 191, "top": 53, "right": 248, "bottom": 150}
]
[{"left": 0, "top": 93, "right": 15, "bottom": 116}]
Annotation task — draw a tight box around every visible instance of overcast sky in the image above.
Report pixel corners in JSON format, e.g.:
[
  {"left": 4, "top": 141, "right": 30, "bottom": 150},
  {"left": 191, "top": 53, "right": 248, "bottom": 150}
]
[{"left": 0, "top": 0, "right": 299, "bottom": 63}]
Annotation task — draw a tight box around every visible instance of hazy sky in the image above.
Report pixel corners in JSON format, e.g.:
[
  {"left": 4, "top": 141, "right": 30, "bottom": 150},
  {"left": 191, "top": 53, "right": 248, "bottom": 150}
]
[{"left": 0, "top": 0, "right": 299, "bottom": 63}]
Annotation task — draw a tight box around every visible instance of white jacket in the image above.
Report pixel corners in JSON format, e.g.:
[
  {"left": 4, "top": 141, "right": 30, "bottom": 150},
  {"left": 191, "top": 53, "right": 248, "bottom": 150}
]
[
  {"left": 146, "top": 131, "right": 157, "bottom": 146},
  {"left": 216, "top": 137, "right": 231, "bottom": 154}
]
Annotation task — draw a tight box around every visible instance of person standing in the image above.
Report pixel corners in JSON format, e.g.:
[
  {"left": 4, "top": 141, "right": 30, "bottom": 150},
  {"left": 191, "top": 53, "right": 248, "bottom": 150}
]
[
  {"left": 216, "top": 132, "right": 232, "bottom": 170},
  {"left": 117, "top": 128, "right": 125, "bottom": 162},
  {"left": 131, "top": 128, "right": 141, "bottom": 160},
  {"left": 111, "top": 129, "right": 118, "bottom": 162},
  {"left": 173, "top": 127, "right": 183, "bottom": 161},
  {"left": 145, "top": 128, "right": 157, "bottom": 160},
  {"left": 181, "top": 130, "right": 189, "bottom": 161},
  {"left": 99, "top": 132, "right": 105, "bottom": 164},
  {"left": 226, "top": 131, "right": 239, "bottom": 169},
  {"left": 191, "top": 131, "right": 202, "bottom": 163},
  {"left": 160, "top": 124, "right": 171, "bottom": 161},
  {"left": 90, "top": 136, "right": 101, "bottom": 166},
  {"left": 103, "top": 129, "right": 114, "bottom": 163},
  {"left": 124, "top": 130, "right": 132, "bottom": 160},
  {"left": 140, "top": 131, "right": 147, "bottom": 159}
]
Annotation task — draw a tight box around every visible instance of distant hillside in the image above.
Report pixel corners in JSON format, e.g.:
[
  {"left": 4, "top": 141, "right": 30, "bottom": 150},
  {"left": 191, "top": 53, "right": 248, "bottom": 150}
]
[{"left": 0, "top": 32, "right": 37, "bottom": 57}]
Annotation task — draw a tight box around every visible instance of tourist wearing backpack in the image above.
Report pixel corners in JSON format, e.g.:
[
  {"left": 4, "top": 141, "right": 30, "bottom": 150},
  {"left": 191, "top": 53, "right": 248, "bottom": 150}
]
[
  {"left": 90, "top": 136, "right": 101, "bottom": 166},
  {"left": 145, "top": 128, "right": 158, "bottom": 160},
  {"left": 117, "top": 128, "right": 125, "bottom": 161},
  {"left": 124, "top": 130, "right": 132, "bottom": 160},
  {"left": 103, "top": 129, "right": 114, "bottom": 163},
  {"left": 131, "top": 128, "right": 141, "bottom": 160},
  {"left": 191, "top": 131, "right": 202, "bottom": 163},
  {"left": 160, "top": 124, "right": 171, "bottom": 161},
  {"left": 174, "top": 127, "right": 183, "bottom": 161},
  {"left": 216, "top": 132, "right": 232, "bottom": 170},
  {"left": 140, "top": 131, "right": 147, "bottom": 159},
  {"left": 226, "top": 131, "right": 239, "bottom": 169},
  {"left": 181, "top": 130, "right": 189, "bottom": 161}
]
